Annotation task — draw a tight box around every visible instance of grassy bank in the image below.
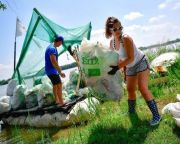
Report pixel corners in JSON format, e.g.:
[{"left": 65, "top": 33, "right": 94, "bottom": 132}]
[
  {"left": 53, "top": 87, "right": 180, "bottom": 144},
  {"left": 53, "top": 60, "right": 180, "bottom": 144},
  {"left": 1, "top": 48, "right": 179, "bottom": 144}
]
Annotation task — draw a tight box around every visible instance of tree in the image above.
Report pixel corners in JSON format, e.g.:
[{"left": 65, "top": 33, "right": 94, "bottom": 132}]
[
  {"left": 0, "top": 1, "right": 7, "bottom": 10},
  {"left": 0, "top": 78, "right": 11, "bottom": 85}
]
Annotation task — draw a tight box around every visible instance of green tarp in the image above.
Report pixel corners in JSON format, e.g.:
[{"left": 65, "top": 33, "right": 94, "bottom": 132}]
[{"left": 12, "top": 8, "right": 92, "bottom": 84}]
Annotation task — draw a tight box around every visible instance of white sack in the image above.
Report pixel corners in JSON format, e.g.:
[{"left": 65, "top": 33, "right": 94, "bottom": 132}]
[
  {"left": 0, "top": 96, "right": 11, "bottom": 114},
  {"left": 0, "top": 95, "right": 10, "bottom": 104},
  {"left": 11, "top": 85, "right": 26, "bottom": 110},
  {"left": 6, "top": 79, "right": 17, "bottom": 96},
  {"left": 37, "top": 83, "right": 54, "bottom": 107},
  {"left": 79, "top": 40, "right": 123, "bottom": 101},
  {"left": 177, "top": 94, "right": 180, "bottom": 101},
  {"left": 67, "top": 97, "right": 100, "bottom": 122},
  {"left": 162, "top": 102, "right": 180, "bottom": 127},
  {"left": 0, "top": 103, "right": 10, "bottom": 114}
]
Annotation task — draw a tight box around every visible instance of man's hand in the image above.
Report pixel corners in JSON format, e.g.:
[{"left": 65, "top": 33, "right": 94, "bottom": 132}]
[
  {"left": 60, "top": 72, "right": 66, "bottom": 78},
  {"left": 107, "top": 65, "right": 119, "bottom": 75}
]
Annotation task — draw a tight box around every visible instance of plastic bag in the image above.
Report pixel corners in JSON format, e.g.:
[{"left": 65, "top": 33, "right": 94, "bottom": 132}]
[
  {"left": 6, "top": 79, "right": 17, "bottom": 96},
  {"left": 79, "top": 39, "right": 123, "bottom": 101},
  {"left": 11, "top": 85, "right": 26, "bottom": 110}
]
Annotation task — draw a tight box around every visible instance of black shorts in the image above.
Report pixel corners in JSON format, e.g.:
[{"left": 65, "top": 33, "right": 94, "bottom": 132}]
[{"left": 47, "top": 74, "right": 61, "bottom": 85}]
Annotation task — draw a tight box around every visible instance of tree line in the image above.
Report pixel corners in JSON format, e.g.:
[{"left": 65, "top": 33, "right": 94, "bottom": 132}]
[
  {"left": 0, "top": 1, "right": 6, "bottom": 10},
  {"left": 139, "top": 38, "right": 180, "bottom": 50},
  {"left": 0, "top": 78, "right": 11, "bottom": 85}
]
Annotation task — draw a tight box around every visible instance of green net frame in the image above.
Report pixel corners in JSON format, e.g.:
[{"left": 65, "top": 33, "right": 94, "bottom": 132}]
[{"left": 12, "top": 8, "right": 92, "bottom": 84}]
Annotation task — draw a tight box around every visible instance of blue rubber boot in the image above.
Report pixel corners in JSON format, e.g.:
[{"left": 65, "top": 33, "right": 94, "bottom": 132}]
[
  {"left": 128, "top": 100, "right": 136, "bottom": 113},
  {"left": 146, "top": 99, "right": 161, "bottom": 126}
]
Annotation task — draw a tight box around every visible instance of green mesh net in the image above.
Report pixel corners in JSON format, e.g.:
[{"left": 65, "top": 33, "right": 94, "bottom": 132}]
[{"left": 12, "top": 8, "right": 92, "bottom": 84}]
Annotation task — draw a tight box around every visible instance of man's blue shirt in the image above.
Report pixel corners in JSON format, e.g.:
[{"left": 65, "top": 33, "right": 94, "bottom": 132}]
[{"left": 45, "top": 44, "right": 58, "bottom": 76}]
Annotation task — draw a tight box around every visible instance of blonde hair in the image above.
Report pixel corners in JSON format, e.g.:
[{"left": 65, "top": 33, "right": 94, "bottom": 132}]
[{"left": 105, "top": 16, "right": 123, "bottom": 39}]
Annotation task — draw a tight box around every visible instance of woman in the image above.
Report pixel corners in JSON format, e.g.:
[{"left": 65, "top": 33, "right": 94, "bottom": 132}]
[{"left": 105, "top": 16, "right": 161, "bottom": 126}]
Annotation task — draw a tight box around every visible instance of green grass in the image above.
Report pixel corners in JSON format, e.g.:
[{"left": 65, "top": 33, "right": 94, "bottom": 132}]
[
  {"left": 53, "top": 95, "right": 180, "bottom": 144},
  {"left": 53, "top": 59, "right": 180, "bottom": 144},
  {"left": 1, "top": 48, "right": 179, "bottom": 144},
  {"left": 3, "top": 126, "right": 58, "bottom": 143}
]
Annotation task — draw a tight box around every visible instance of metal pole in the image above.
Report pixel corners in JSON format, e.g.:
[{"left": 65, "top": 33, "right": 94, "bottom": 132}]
[
  {"left": 14, "top": 17, "right": 17, "bottom": 72},
  {"left": 14, "top": 38, "right": 16, "bottom": 72}
]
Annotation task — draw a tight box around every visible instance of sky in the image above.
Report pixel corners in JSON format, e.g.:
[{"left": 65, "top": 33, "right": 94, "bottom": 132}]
[{"left": 0, "top": 0, "right": 180, "bottom": 80}]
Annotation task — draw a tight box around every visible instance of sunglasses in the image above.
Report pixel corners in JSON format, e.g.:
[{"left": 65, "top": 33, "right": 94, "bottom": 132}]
[{"left": 110, "top": 27, "right": 122, "bottom": 32}]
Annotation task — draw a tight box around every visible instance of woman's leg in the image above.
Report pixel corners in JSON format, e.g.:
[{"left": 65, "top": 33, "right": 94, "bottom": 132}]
[
  {"left": 127, "top": 75, "right": 137, "bottom": 113},
  {"left": 137, "top": 69, "right": 153, "bottom": 101},
  {"left": 137, "top": 69, "right": 161, "bottom": 125}
]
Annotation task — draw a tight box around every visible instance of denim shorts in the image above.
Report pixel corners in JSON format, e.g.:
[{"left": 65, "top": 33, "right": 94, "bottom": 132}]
[{"left": 126, "top": 55, "right": 150, "bottom": 76}]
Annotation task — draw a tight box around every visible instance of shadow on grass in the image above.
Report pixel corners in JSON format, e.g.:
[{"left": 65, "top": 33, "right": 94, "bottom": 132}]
[
  {"left": 173, "top": 125, "right": 180, "bottom": 138},
  {"left": 88, "top": 112, "right": 158, "bottom": 144}
]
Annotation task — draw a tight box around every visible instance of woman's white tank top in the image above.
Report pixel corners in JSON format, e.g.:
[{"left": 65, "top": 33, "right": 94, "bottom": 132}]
[{"left": 112, "top": 36, "right": 144, "bottom": 68}]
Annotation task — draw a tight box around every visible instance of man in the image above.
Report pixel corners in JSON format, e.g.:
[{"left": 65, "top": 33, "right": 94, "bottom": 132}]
[{"left": 45, "top": 36, "right": 66, "bottom": 106}]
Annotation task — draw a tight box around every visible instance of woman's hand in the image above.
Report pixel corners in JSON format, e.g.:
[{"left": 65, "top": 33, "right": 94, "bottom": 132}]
[
  {"left": 108, "top": 65, "right": 119, "bottom": 75},
  {"left": 118, "top": 59, "right": 124, "bottom": 70}
]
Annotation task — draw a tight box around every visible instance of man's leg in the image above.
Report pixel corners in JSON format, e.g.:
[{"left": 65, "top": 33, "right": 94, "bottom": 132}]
[
  {"left": 56, "top": 83, "right": 64, "bottom": 105},
  {"left": 53, "top": 84, "right": 59, "bottom": 104}
]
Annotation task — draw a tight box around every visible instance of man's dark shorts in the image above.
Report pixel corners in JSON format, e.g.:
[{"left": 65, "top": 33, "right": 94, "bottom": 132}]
[{"left": 48, "top": 74, "right": 61, "bottom": 85}]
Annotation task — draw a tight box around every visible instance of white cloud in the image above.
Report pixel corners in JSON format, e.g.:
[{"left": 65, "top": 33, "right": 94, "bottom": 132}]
[
  {"left": 124, "top": 22, "right": 180, "bottom": 47},
  {"left": 158, "top": 3, "right": 167, "bottom": 9},
  {"left": 172, "top": 1, "right": 180, "bottom": 10},
  {"left": 124, "top": 12, "right": 143, "bottom": 21},
  {"left": 149, "top": 15, "right": 165, "bottom": 23},
  {"left": 91, "top": 29, "right": 110, "bottom": 46},
  {"left": 0, "top": 64, "right": 13, "bottom": 80},
  {"left": 158, "top": 0, "right": 180, "bottom": 10},
  {"left": 91, "top": 22, "right": 180, "bottom": 47}
]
